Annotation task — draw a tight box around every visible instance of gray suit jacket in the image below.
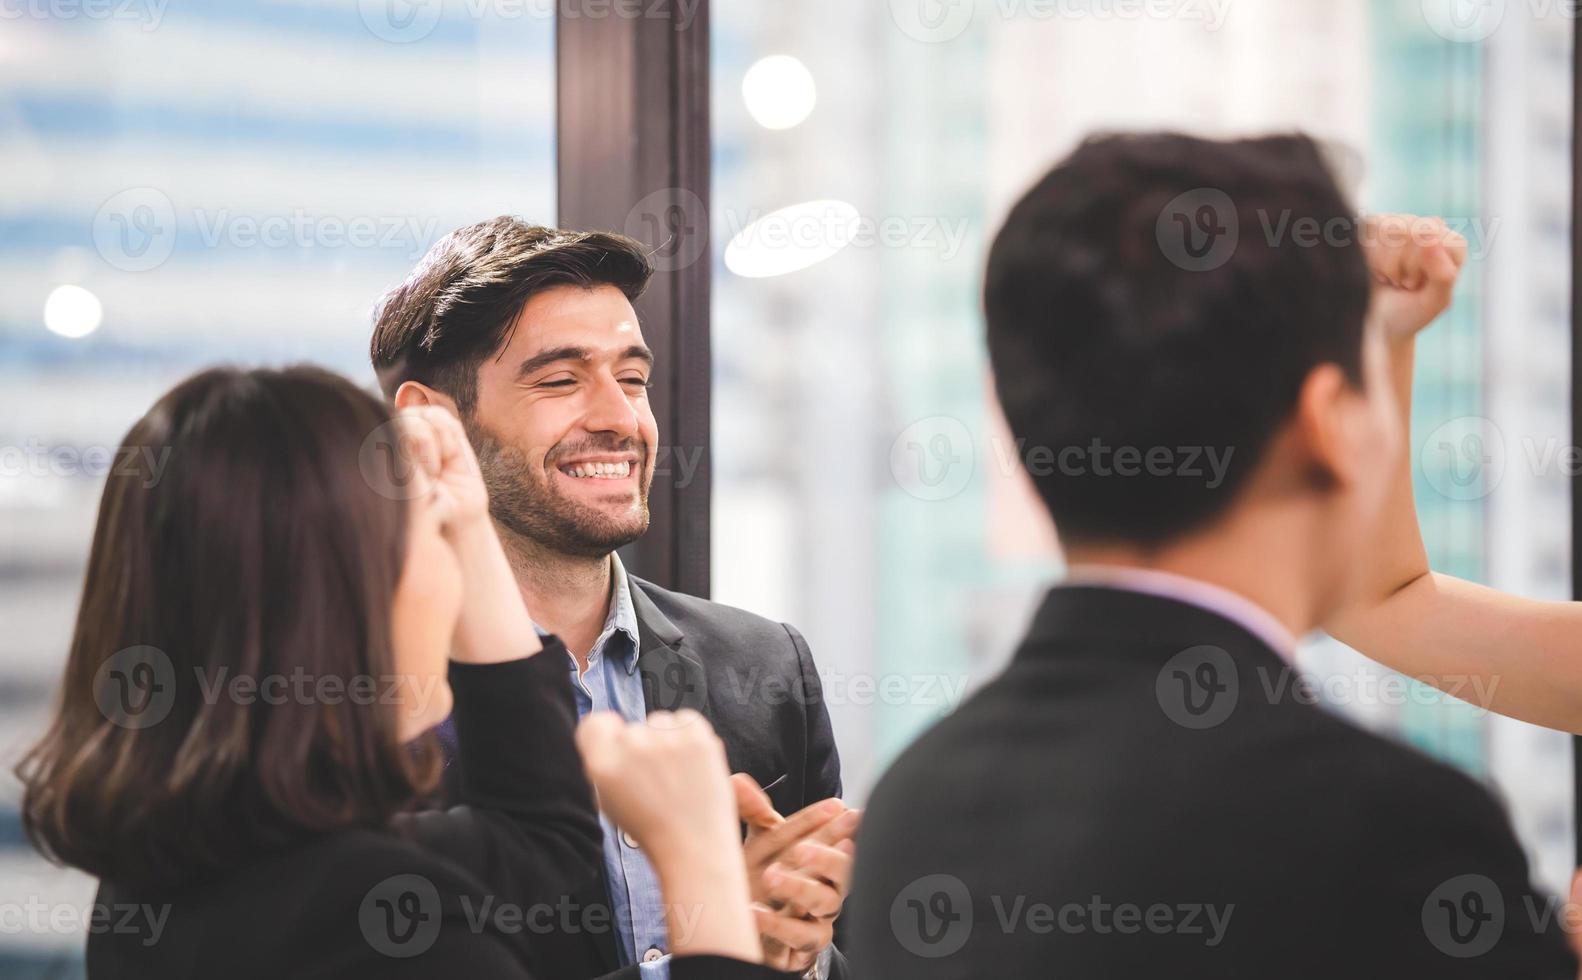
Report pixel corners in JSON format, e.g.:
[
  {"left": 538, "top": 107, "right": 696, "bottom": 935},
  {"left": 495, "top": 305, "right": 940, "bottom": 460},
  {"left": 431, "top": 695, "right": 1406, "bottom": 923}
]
[{"left": 614, "top": 576, "right": 848, "bottom": 979}]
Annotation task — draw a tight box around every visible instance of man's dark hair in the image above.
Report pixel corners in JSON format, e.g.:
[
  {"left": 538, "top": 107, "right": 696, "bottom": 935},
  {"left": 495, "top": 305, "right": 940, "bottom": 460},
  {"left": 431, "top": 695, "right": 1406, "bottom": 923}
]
[
  {"left": 370, "top": 217, "right": 654, "bottom": 413},
  {"left": 984, "top": 132, "right": 1372, "bottom": 546}
]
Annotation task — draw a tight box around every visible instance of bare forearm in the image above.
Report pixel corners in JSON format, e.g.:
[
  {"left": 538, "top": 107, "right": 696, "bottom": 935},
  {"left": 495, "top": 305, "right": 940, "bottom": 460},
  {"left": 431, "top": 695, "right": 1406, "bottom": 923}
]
[
  {"left": 1368, "top": 335, "right": 1431, "bottom": 597},
  {"left": 1325, "top": 336, "right": 1582, "bottom": 732},
  {"left": 1332, "top": 572, "right": 1582, "bottom": 734},
  {"left": 1327, "top": 335, "right": 1429, "bottom": 650}
]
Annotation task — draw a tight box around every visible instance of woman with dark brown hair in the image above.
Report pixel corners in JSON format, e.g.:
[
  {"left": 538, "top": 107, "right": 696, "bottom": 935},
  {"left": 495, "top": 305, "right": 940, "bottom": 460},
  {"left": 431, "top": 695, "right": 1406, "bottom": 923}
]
[{"left": 15, "top": 365, "right": 783, "bottom": 979}]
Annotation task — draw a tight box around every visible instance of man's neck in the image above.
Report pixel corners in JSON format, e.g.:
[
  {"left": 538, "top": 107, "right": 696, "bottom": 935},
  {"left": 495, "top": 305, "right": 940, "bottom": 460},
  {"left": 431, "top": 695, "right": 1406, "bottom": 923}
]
[
  {"left": 496, "top": 523, "right": 613, "bottom": 670},
  {"left": 1063, "top": 512, "right": 1323, "bottom": 643}
]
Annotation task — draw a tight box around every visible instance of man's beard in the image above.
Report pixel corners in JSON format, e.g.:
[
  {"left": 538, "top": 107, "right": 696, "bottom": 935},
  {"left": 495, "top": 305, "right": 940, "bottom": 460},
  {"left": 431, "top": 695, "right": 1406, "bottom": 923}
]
[{"left": 467, "top": 422, "right": 651, "bottom": 559}]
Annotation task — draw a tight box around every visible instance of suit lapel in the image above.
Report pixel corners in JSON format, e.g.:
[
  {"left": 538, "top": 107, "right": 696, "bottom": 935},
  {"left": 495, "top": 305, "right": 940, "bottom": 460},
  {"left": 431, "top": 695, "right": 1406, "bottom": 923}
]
[{"left": 628, "top": 577, "right": 710, "bottom": 717}]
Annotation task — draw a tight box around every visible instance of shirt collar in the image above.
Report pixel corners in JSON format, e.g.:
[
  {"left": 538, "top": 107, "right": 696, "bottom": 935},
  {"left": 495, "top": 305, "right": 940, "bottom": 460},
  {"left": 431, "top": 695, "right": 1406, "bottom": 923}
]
[
  {"left": 1059, "top": 563, "right": 1301, "bottom": 663},
  {"left": 596, "top": 551, "right": 642, "bottom": 674}
]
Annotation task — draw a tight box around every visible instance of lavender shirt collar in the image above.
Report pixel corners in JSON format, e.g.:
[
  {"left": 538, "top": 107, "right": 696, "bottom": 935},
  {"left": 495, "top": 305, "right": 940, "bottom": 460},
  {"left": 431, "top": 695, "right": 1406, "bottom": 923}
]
[{"left": 1059, "top": 564, "right": 1301, "bottom": 663}]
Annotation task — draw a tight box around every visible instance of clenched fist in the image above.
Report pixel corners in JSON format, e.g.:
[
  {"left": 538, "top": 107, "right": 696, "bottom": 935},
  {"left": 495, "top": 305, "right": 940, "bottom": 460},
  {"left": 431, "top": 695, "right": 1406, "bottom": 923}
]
[
  {"left": 1363, "top": 214, "right": 1468, "bottom": 341},
  {"left": 576, "top": 709, "right": 739, "bottom": 866},
  {"left": 576, "top": 710, "right": 761, "bottom": 964}
]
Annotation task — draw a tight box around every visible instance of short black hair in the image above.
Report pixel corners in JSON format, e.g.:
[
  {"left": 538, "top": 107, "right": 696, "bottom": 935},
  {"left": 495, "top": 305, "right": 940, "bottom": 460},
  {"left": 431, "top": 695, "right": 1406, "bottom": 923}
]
[
  {"left": 370, "top": 217, "right": 654, "bottom": 413},
  {"left": 984, "top": 132, "right": 1372, "bottom": 546}
]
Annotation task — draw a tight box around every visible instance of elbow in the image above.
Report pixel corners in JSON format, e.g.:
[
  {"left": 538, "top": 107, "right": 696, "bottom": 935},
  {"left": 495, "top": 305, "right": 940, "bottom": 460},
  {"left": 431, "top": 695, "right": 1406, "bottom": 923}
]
[
  {"left": 1325, "top": 569, "right": 1431, "bottom": 641},
  {"left": 1382, "top": 568, "right": 1432, "bottom": 601}
]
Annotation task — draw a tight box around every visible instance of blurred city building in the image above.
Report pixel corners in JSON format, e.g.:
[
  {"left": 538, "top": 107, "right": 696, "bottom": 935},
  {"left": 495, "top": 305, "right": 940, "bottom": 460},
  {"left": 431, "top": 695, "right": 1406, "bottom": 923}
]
[{"left": 0, "top": 4, "right": 556, "bottom": 973}]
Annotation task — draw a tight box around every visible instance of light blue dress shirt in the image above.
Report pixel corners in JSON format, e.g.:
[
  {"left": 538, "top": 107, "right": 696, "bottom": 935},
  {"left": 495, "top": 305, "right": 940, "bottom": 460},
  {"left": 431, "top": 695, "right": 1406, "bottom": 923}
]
[
  {"left": 566, "top": 554, "right": 831, "bottom": 980},
  {"left": 567, "top": 553, "right": 673, "bottom": 977}
]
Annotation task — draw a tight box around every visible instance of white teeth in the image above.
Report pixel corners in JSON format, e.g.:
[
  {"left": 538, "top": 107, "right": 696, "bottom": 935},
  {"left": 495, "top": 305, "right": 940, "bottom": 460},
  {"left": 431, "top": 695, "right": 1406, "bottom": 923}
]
[{"left": 561, "top": 461, "right": 632, "bottom": 480}]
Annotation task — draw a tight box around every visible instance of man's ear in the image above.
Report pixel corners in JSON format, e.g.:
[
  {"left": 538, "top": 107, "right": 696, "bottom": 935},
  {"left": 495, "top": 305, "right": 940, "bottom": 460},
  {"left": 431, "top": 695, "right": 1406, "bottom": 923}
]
[
  {"left": 393, "top": 381, "right": 458, "bottom": 414},
  {"left": 1291, "top": 363, "right": 1360, "bottom": 492}
]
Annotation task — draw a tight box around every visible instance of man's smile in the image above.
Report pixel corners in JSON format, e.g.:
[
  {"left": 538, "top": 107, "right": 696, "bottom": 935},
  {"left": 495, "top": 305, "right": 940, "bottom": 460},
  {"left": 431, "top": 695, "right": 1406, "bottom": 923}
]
[{"left": 552, "top": 451, "right": 644, "bottom": 491}]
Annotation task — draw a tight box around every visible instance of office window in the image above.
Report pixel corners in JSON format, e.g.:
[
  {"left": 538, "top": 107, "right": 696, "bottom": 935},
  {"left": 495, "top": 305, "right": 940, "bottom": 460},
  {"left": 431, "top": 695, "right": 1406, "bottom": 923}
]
[
  {"left": 711, "top": 0, "right": 1574, "bottom": 893},
  {"left": 0, "top": 4, "right": 555, "bottom": 974}
]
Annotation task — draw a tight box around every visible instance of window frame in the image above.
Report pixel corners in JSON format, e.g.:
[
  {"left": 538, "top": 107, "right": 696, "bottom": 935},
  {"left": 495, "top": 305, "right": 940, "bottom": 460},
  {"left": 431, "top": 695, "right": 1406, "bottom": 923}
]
[{"left": 555, "top": 2, "right": 713, "bottom": 597}]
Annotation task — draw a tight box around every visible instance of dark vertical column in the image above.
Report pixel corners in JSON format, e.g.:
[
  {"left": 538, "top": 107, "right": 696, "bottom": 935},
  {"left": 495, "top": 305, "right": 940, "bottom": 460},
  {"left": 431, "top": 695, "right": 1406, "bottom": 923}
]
[{"left": 556, "top": 1, "right": 712, "bottom": 596}]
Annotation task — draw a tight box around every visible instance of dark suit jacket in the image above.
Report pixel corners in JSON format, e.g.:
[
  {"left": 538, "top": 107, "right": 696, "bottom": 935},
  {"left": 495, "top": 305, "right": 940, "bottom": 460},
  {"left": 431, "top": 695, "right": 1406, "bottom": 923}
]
[
  {"left": 848, "top": 586, "right": 1578, "bottom": 978},
  {"left": 86, "top": 638, "right": 791, "bottom": 980},
  {"left": 445, "top": 575, "right": 849, "bottom": 980}
]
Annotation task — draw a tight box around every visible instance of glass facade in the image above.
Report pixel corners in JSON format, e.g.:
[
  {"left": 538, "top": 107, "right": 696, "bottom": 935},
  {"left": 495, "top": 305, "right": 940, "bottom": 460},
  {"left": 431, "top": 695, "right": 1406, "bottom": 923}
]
[{"left": 0, "top": 3, "right": 556, "bottom": 974}]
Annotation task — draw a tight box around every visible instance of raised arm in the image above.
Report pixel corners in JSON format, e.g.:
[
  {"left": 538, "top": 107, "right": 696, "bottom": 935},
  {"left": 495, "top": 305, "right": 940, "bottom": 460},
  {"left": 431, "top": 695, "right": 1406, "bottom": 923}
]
[
  {"left": 390, "top": 405, "right": 604, "bottom": 902},
  {"left": 1325, "top": 216, "right": 1582, "bottom": 734}
]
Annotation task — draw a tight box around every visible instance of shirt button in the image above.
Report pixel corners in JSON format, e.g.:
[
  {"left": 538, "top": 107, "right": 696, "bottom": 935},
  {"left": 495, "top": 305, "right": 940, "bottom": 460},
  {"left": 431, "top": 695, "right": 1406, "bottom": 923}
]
[
  {"left": 621, "top": 829, "right": 639, "bottom": 848},
  {"left": 642, "top": 947, "right": 664, "bottom": 963}
]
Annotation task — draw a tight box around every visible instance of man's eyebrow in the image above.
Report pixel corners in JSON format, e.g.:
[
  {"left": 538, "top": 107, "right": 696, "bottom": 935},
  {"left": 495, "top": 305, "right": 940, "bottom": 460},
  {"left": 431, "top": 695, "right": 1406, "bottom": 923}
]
[
  {"left": 515, "top": 346, "right": 591, "bottom": 380},
  {"left": 515, "top": 344, "right": 655, "bottom": 379}
]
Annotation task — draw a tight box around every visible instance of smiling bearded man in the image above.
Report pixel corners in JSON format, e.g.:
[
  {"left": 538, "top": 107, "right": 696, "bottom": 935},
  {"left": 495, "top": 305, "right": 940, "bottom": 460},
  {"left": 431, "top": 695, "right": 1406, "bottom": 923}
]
[{"left": 370, "top": 217, "right": 857, "bottom": 980}]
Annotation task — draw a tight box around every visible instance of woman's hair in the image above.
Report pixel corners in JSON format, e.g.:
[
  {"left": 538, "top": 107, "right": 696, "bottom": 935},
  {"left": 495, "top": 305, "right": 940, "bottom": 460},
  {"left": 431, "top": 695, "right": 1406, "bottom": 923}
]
[{"left": 16, "top": 365, "right": 442, "bottom": 886}]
